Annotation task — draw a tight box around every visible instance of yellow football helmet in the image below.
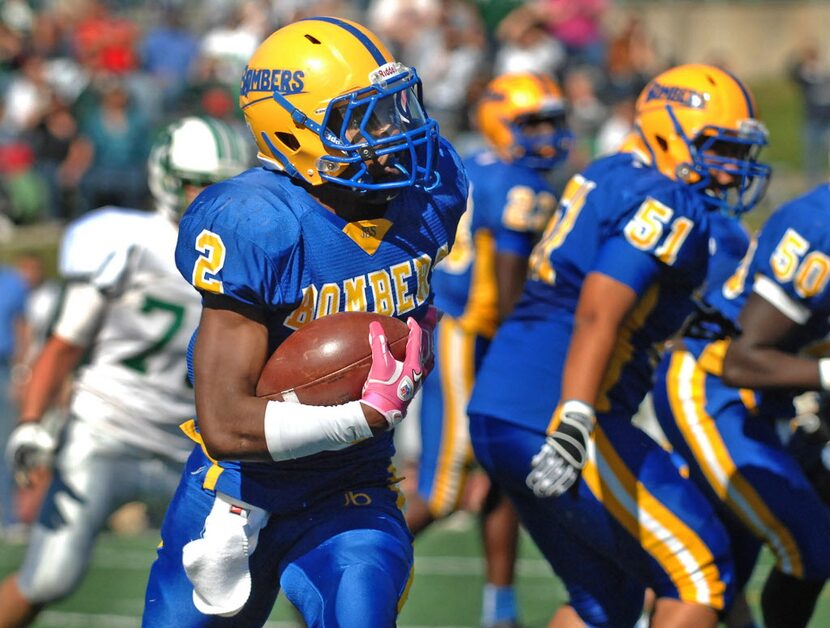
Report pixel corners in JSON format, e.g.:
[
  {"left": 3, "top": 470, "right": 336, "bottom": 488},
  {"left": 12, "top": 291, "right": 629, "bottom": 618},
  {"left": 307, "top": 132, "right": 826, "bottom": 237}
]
[
  {"left": 633, "top": 63, "right": 771, "bottom": 214},
  {"left": 240, "top": 17, "right": 439, "bottom": 194},
  {"left": 475, "top": 72, "right": 572, "bottom": 170}
]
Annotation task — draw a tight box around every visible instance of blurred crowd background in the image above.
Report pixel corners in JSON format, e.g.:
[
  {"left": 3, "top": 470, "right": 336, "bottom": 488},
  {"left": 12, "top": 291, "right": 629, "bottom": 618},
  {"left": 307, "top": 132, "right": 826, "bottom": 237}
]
[{"left": 0, "top": 0, "right": 828, "bottom": 237}]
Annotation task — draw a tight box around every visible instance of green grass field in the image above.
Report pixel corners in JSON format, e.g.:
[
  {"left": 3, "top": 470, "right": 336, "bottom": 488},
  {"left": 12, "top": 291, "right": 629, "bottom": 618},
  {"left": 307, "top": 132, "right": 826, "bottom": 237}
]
[{"left": 1, "top": 513, "right": 829, "bottom": 627}]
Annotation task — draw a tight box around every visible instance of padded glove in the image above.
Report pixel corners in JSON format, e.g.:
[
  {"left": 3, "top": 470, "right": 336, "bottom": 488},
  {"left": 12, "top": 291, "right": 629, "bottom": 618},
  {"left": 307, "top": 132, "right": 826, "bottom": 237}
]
[{"left": 526, "top": 400, "right": 595, "bottom": 498}]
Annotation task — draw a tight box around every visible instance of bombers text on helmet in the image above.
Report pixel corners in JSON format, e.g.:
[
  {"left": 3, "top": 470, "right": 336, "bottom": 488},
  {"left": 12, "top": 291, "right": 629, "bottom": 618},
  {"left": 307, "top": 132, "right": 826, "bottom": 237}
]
[
  {"left": 633, "top": 63, "right": 771, "bottom": 215},
  {"left": 239, "top": 17, "right": 440, "bottom": 193},
  {"left": 148, "top": 116, "right": 250, "bottom": 220},
  {"left": 476, "top": 72, "right": 572, "bottom": 171}
]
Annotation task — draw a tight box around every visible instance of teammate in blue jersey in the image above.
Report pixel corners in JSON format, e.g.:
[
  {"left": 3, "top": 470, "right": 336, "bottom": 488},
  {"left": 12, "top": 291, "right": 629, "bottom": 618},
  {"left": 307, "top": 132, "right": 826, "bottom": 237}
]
[
  {"left": 651, "top": 183, "right": 830, "bottom": 628},
  {"left": 467, "top": 63, "right": 772, "bottom": 627},
  {"left": 141, "top": 18, "right": 468, "bottom": 628},
  {"left": 405, "top": 71, "right": 571, "bottom": 628}
]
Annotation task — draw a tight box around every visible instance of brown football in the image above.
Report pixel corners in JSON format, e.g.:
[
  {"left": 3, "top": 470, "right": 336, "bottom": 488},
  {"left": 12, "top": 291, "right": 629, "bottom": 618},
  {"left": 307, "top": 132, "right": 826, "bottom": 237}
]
[{"left": 256, "top": 311, "right": 410, "bottom": 405}]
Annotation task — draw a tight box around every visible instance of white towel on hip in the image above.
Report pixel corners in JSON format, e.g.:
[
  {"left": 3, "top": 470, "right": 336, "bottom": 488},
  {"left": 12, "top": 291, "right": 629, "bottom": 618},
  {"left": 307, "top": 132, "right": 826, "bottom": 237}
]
[{"left": 182, "top": 491, "right": 270, "bottom": 617}]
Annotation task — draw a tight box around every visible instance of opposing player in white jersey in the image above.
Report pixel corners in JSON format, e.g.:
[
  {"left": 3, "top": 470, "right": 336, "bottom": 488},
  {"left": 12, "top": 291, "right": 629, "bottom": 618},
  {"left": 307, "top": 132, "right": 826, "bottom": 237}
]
[{"left": 0, "top": 116, "right": 250, "bottom": 627}]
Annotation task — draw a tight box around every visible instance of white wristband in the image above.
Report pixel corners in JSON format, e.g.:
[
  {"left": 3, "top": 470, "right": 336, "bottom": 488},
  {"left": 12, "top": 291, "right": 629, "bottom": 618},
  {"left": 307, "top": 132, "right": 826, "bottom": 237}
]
[
  {"left": 818, "top": 359, "right": 830, "bottom": 391},
  {"left": 560, "top": 399, "right": 596, "bottom": 423},
  {"left": 263, "top": 399, "right": 373, "bottom": 462}
]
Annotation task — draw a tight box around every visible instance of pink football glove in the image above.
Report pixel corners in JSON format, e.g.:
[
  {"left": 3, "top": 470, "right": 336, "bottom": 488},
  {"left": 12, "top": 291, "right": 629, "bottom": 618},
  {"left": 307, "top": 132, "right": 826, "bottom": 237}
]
[{"left": 360, "top": 318, "right": 424, "bottom": 429}]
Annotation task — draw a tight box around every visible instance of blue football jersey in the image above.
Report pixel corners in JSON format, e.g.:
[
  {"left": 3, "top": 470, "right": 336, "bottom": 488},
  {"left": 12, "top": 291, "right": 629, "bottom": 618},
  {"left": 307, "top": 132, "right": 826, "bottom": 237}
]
[
  {"left": 697, "top": 211, "right": 752, "bottom": 323},
  {"left": 174, "top": 137, "right": 468, "bottom": 513},
  {"left": 678, "top": 184, "right": 830, "bottom": 421},
  {"left": 431, "top": 149, "right": 557, "bottom": 337},
  {"left": 469, "top": 151, "right": 721, "bottom": 430},
  {"left": 745, "top": 184, "right": 830, "bottom": 353}
]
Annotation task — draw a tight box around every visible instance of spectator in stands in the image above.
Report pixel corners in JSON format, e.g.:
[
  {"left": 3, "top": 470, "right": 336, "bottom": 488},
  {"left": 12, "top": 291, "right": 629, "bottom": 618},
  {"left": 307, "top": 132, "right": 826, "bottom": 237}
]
[
  {"left": 139, "top": 7, "right": 200, "bottom": 115},
  {"left": 367, "top": 0, "right": 436, "bottom": 59},
  {"left": 199, "top": 1, "right": 269, "bottom": 87},
  {"left": 408, "top": 0, "right": 487, "bottom": 140},
  {"left": 598, "top": 14, "right": 655, "bottom": 105},
  {"left": 0, "top": 140, "right": 47, "bottom": 225},
  {"left": 70, "top": 0, "right": 138, "bottom": 76},
  {"left": 0, "top": 54, "right": 50, "bottom": 137},
  {"left": 562, "top": 65, "right": 607, "bottom": 166},
  {"left": 532, "top": 0, "right": 610, "bottom": 71},
  {"left": 77, "top": 76, "right": 149, "bottom": 211},
  {"left": 790, "top": 43, "right": 830, "bottom": 185},
  {"left": 26, "top": 91, "right": 90, "bottom": 221},
  {"left": 494, "top": 3, "right": 565, "bottom": 78}
]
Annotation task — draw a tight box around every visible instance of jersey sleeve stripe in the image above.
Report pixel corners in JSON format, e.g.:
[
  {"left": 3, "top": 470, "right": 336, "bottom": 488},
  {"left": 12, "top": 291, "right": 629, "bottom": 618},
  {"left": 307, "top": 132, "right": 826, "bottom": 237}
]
[{"left": 753, "top": 274, "right": 810, "bottom": 324}]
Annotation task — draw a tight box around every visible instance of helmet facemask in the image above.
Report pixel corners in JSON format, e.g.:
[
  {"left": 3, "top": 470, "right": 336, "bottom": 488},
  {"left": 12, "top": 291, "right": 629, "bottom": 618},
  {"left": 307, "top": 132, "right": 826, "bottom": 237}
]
[
  {"left": 666, "top": 107, "right": 771, "bottom": 216},
  {"left": 509, "top": 109, "right": 573, "bottom": 171},
  {"left": 269, "top": 64, "right": 440, "bottom": 195}
]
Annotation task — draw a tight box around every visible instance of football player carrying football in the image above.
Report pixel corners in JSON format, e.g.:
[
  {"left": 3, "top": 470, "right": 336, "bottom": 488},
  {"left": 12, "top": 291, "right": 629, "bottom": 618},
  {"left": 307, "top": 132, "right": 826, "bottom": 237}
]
[
  {"left": 467, "top": 64, "right": 771, "bottom": 627},
  {"left": 0, "top": 116, "right": 249, "bottom": 627},
  {"left": 407, "top": 71, "right": 571, "bottom": 628},
  {"left": 141, "top": 17, "right": 467, "bottom": 627},
  {"left": 651, "top": 181, "right": 830, "bottom": 628}
]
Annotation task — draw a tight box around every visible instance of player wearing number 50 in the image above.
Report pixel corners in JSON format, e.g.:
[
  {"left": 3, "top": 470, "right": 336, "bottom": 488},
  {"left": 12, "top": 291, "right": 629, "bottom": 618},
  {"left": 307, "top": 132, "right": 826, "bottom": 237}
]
[
  {"left": 0, "top": 116, "right": 250, "bottom": 628},
  {"left": 467, "top": 64, "right": 771, "bottom": 627},
  {"left": 142, "top": 17, "right": 467, "bottom": 628},
  {"left": 651, "top": 182, "right": 830, "bottom": 628}
]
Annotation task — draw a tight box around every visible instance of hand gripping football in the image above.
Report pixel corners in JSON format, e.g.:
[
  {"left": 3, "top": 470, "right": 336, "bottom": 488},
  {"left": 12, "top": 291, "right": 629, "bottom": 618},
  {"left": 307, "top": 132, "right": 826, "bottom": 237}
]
[{"left": 256, "top": 311, "right": 410, "bottom": 405}]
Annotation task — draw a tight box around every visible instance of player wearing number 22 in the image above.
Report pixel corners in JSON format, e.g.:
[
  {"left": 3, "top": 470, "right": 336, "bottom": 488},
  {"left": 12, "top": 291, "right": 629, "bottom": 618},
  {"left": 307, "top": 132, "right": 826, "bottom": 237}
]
[
  {"left": 0, "top": 116, "right": 250, "bottom": 627},
  {"left": 141, "top": 17, "right": 467, "bottom": 628},
  {"left": 468, "top": 63, "right": 772, "bottom": 627},
  {"left": 409, "top": 72, "right": 572, "bottom": 628}
]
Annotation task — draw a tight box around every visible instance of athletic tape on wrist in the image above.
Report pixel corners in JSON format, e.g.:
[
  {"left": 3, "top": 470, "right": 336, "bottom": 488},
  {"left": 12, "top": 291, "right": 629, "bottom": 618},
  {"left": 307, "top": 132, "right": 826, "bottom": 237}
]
[
  {"left": 263, "top": 399, "right": 373, "bottom": 461},
  {"left": 818, "top": 358, "right": 830, "bottom": 391}
]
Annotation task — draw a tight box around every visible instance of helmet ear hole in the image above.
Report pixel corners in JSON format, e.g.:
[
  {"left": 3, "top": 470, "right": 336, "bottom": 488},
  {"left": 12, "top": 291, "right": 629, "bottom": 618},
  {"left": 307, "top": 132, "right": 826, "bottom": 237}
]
[
  {"left": 655, "top": 135, "right": 668, "bottom": 152},
  {"left": 275, "top": 132, "right": 300, "bottom": 152}
]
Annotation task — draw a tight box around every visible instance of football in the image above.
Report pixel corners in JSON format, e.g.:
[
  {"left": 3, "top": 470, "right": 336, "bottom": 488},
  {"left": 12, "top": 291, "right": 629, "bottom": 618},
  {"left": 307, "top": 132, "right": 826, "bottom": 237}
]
[{"left": 256, "top": 311, "right": 410, "bottom": 405}]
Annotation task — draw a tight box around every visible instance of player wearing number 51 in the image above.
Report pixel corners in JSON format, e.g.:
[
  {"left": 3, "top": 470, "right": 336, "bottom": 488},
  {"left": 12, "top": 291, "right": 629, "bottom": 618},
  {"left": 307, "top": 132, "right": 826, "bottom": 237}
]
[
  {"left": 142, "top": 17, "right": 467, "bottom": 628},
  {"left": 467, "top": 64, "right": 772, "bottom": 627},
  {"left": 0, "top": 116, "right": 250, "bottom": 628}
]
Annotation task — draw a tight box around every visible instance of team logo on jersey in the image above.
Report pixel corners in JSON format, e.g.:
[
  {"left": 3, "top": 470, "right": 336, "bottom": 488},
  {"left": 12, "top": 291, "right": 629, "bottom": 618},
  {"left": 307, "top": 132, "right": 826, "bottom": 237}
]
[
  {"left": 644, "top": 81, "right": 707, "bottom": 109},
  {"left": 240, "top": 67, "right": 305, "bottom": 97}
]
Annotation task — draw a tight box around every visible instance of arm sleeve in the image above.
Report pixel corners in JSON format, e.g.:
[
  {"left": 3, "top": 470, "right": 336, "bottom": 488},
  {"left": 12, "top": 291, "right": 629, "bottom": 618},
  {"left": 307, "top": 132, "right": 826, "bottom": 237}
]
[
  {"left": 58, "top": 209, "right": 137, "bottom": 295},
  {"left": 51, "top": 282, "right": 107, "bottom": 347},
  {"left": 175, "top": 187, "right": 293, "bottom": 307},
  {"left": 591, "top": 236, "right": 662, "bottom": 295},
  {"left": 750, "top": 198, "right": 830, "bottom": 321}
]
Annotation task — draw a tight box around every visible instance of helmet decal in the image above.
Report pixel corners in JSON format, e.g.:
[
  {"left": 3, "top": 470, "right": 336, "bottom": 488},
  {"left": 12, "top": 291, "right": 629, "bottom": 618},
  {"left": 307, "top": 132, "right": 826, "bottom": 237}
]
[{"left": 643, "top": 82, "right": 708, "bottom": 110}]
